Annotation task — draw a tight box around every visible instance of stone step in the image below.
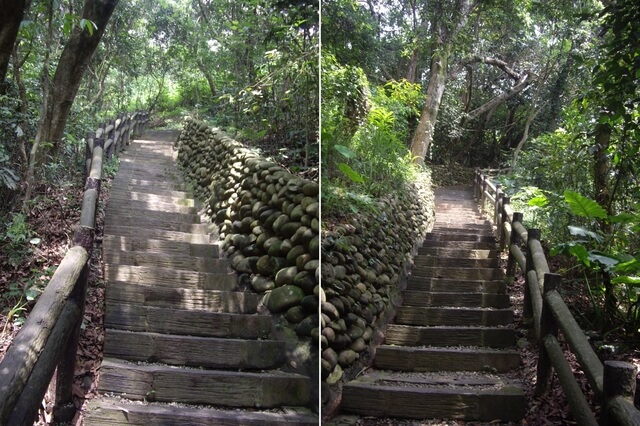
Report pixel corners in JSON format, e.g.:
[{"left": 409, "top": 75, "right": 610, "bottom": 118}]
[
  {"left": 105, "top": 304, "right": 269, "bottom": 338},
  {"left": 105, "top": 283, "right": 259, "bottom": 314},
  {"left": 104, "top": 251, "right": 227, "bottom": 273},
  {"left": 104, "top": 329, "right": 285, "bottom": 370},
  {"left": 104, "top": 225, "right": 213, "bottom": 244},
  {"left": 396, "top": 306, "right": 513, "bottom": 326},
  {"left": 417, "top": 247, "right": 499, "bottom": 259},
  {"left": 374, "top": 346, "right": 521, "bottom": 373},
  {"left": 406, "top": 277, "right": 507, "bottom": 294},
  {"left": 107, "top": 199, "right": 197, "bottom": 215},
  {"left": 411, "top": 266, "right": 503, "bottom": 281},
  {"left": 401, "top": 291, "right": 510, "bottom": 308},
  {"left": 384, "top": 324, "right": 516, "bottom": 348},
  {"left": 110, "top": 184, "right": 192, "bottom": 198},
  {"left": 413, "top": 256, "right": 498, "bottom": 268},
  {"left": 102, "top": 235, "right": 220, "bottom": 258},
  {"left": 104, "top": 265, "right": 237, "bottom": 290},
  {"left": 122, "top": 178, "right": 186, "bottom": 191},
  {"left": 108, "top": 189, "right": 197, "bottom": 207},
  {"left": 340, "top": 371, "right": 526, "bottom": 421},
  {"left": 85, "top": 396, "right": 319, "bottom": 425},
  {"left": 98, "top": 358, "right": 311, "bottom": 408},
  {"left": 431, "top": 225, "right": 493, "bottom": 234}
]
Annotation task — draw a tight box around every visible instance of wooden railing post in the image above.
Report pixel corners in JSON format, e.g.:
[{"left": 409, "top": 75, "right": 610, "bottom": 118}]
[
  {"left": 481, "top": 175, "right": 488, "bottom": 214},
  {"left": 494, "top": 183, "right": 503, "bottom": 228},
  {"left": 507, "top": 212, "right": 523, "bottom": 277},
  {"left": 474, "top": 169, "right": 481, "bottom": 200},
  {"left": 500, "top": 196, "right": 510, "bottom": 251},
  {"left": 602, "top": 361, "right": 640, "bottom": 425},
  {"left": 536, "top": 272, "right": 562, "bottom": 395},
  {"left": 523, "top": 228, "right": 541, "bottom": 325}
]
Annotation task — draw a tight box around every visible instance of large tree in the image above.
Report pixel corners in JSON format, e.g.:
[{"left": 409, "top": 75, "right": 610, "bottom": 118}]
[{"left": 0, "top": 0, "right": 31, "bottom": 95}]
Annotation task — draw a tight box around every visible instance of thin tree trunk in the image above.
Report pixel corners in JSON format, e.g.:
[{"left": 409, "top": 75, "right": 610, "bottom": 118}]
[
  {"left": 11, "top": 43, "right": 30, "bottom": 165},
  {"left": 511, "top": 105, "right": 545, "bottom": 168}
]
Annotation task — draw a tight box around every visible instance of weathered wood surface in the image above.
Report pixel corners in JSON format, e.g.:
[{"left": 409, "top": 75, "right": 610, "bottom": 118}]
[
  {"left": 106, "top": 282, "right": 258, "bottom": 313},
  {"left": 108, "top": 189, "right": 197, "bottom": 207},
  {"left": 401, "top": 290, "right": 510, "bottom": 308},
  {"left": 341, "top": 371, "right": 526, "bottom": 421},
  {"left": 99, "top": 358, "right": 311, "bottom": 407},
  {"left": 396, "top": 306, "right": 513, "bottom": 326},
  {"left": 340, "top": 186, "right": 524, "bottom": 422},
  {"left": 104, "top": 329, "right": 285, "bottom": 369},
  {"left": 384, "top": 324, "right": 516, "bottom": 348},
  {"left": 85, "top": 397, "right": 319, "bottom": 425},
  {"left": 105, "top": 304, "right": 271, "bottom": 338},
  {"left": 406, "top": 277, "right": 507, "bottom": 293},
  {"left": 375, "top": 345, "right": 520, "bottom": 372},
  {"left": 103, "top": 234, "right": 220, "bottom": 258},
  {"left": 104, "top": 264, "right": 236, "bottom": 290},
  {"left": 103, "top": 224, "right": 212, "bottom": 243},
  {"left": 104, "top": 250, "right": 228, "bottom": 273}
]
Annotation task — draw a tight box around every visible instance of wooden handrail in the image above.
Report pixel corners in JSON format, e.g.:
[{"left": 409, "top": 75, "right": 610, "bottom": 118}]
[
  {"left": 0, "top": 110, "right": 149, "bottom": 425},
  {"left": 474, "top": 168, "right": 640, "bottom": 425}
]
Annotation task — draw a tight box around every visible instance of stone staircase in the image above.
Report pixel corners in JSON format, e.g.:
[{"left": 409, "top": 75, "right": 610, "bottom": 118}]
[
  {"left": 339, "top": 186, "right": 526, "bottom": 422},
  {"left": 85, "top": 130, "right": 317, "bottom": 425}
]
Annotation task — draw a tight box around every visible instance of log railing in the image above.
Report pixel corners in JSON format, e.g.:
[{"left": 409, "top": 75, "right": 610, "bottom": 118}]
[
  {"left": 0, "top": 111, "right": 148, "bottom": 425},
  {"left": 475, "top": 169, "right": 640, "bottom": 426}
]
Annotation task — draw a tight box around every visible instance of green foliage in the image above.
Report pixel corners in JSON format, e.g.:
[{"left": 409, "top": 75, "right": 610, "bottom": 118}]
[{"left": 1, "top": 213, "right": 33, "bottom": 267}]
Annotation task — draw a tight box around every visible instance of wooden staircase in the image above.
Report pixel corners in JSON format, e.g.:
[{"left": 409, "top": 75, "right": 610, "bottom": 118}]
[
  {"left": 85, "top": 130, "right": 317, "bottom": 425},
  {"left": 339, "top": 186, "right": 526, "bottom": 422}
]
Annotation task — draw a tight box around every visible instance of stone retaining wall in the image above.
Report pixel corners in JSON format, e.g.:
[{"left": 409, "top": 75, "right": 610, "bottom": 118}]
[
  {"left": 321, "top": 174, "right": 435, "bottom": 402},
  {"left": 176, "top": 117, "right": 319, "bottom": 340}
]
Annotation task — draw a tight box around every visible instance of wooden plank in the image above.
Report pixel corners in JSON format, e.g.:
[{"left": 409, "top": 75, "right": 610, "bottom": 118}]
[
  {"left": 98, "top": 359, "right": 311, "bottom": 408},
  {"left": 84, "top": 397, "right": 318, "bottom": 425},
  {"left": 421, "top": 240, "right": 496, "bottom": 250},
  {"left": 341, "top": 377, "right": 525, "bottom": 421},
  {"left": 105, "top": 305, "right": 269, "bottom": 338},
  {"left": 103, "top": 235, "right": 220, "bottom": 258},
  {"left": 396, "top": 307, "right": 513, "bottom": 327},
  {"left": 104, "top": 208, "right": 201, "bottom": 225},
  {"left": 104, "top": 251, "right": 228, "bottom": 273},
  {"left": 406, "top": 277, "right": 506, "bottom": 294},
  {"left": 105, "top": 283, "right": 258, "bottom": 313},
  {"left": 425, "top": 234, "right": 496, "bottom": 243},
  {"left": 411, "top": 266, "right": 503, "bottom": 281},
  {"left": 105, "top": 265, "right": 236, "bottom": 290},
  {"left": 413, "top": 257, "right": 498, "bottom": 268},
  {"left": 107, "top": 199, "right": 197, "bottom": 214},
  {"left": 402, "top": 291, "right": 510, "bottom": 308},
  {"left": 417, "top": 247, "right": 498, "bottom": 259},
  {"left": 375, "top": 346, "right": 520, "bottom": 373},
  {"left": 105, "top": 217, "right": 209, "bottom": 234},
  {"left": 108, "top": 190, "right": 196, "bottom": 207},
  {"left": 104, "top": 330, "right": 285, "bottom": 369},
  {"left": 104, "top": 225, "right": 211, "bottom": 243},
  {"left": 384, "top": 324, "right": 515, "bottom": 348}
]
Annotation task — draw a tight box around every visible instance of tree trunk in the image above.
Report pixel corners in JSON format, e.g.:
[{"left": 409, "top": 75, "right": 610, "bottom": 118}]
[
  {"left": 0, "top": 0, "right": 30, "bottom": 94},
  {"left": 466, "top": 74, "right": 532, "bottom": 120},
  {"left": 197, "top": 59, "right": 216, "bottom": 97},
  {"left": 405, "top": 47, "right": 420, "bottom": 83},
  {"left": 38, "top": 0, "right": 119, "bottom": 160},
  {"left": 409, "top": 0, "right": 473, "bottom": 165},
  {"left": 511, "top": 105, "right": 544, "bottom": 168},
  {"left": 410, "top": 49, "right": 449, "bottom": 163}
]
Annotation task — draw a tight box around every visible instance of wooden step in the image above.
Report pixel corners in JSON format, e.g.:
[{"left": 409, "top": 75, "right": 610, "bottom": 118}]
[
  {"left": 401, "top": 291, "right": 510, "bottom": 308},
  {"left": 384, "top": 324, "right": 516, "bottom": 348},
  {"left": 406, "top": 277, "right": 507, "bottom": 294},
  {"left": 417, "top": 247, "right": 498, "bottom": 259},
  {"left": 374, "top": 346, "right": 520, "bottom": 373},
  {"left": 413, "top": 256, "right": 498, "bottom": 268},
  {"left": 109, "top": 184, "right": 192, "bottom": 198},
  {"left": 103, "top": 235, "right": 220, "bottom": 258},
  {"left": 411, "top": 266, "right": 503, "bottom": 281},
  {"left": 105, "top": 265, "right": 236, "bottom": 290},
  {"left": 98, "top": 358, "right": 311, "bottom": 408},
  {"left": 108, "top": 189, "right": 197, "bottom": 207},
  {"left": 425, "top": 233, "right": 496, "bottom": 243},
  {"left": 85, "top": 397, "right": 319, "bottom": 425},
  {"left": 105, "top": 305, "right": 268, "bottom": 338},
  {"left": 123, "top": 178, "right": 186, "bottom": 191},
  {"left": 105, "top": 216, "right": 209, "bottom": 234},
  {"left": 107, "top": 198, "right": 197, "bottom": 214},
  {"left": 104, "top": 207, "right": 201, "bottom": 225},
  {"left": 421, "top": 240, "right": 496, "bottom": 250},
  {"left": 396, "top": 306, "right": 513, "bottom": 326},
  {"left": 104, "top": 251, "right": 227, "bottom": 273},
  {"left": 341, "top": 371, "right": 526, "bottom": 421},
  {"left": 104, "top": 329, "right": 285, "bottom": 369},
  {"left": 105, "top": 283, "right": 258, "bottom": 313},
  {"left": 104, "top": 225, "right": 212, "bottom": 243}
]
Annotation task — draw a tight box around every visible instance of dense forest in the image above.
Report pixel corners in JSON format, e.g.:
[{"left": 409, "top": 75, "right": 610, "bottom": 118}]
[
  {"left": 322, "top": 0, "right": 640, "bottom": 344},
  {"left": 0, "top": 0, "right": 318, "bottom": 340}
]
